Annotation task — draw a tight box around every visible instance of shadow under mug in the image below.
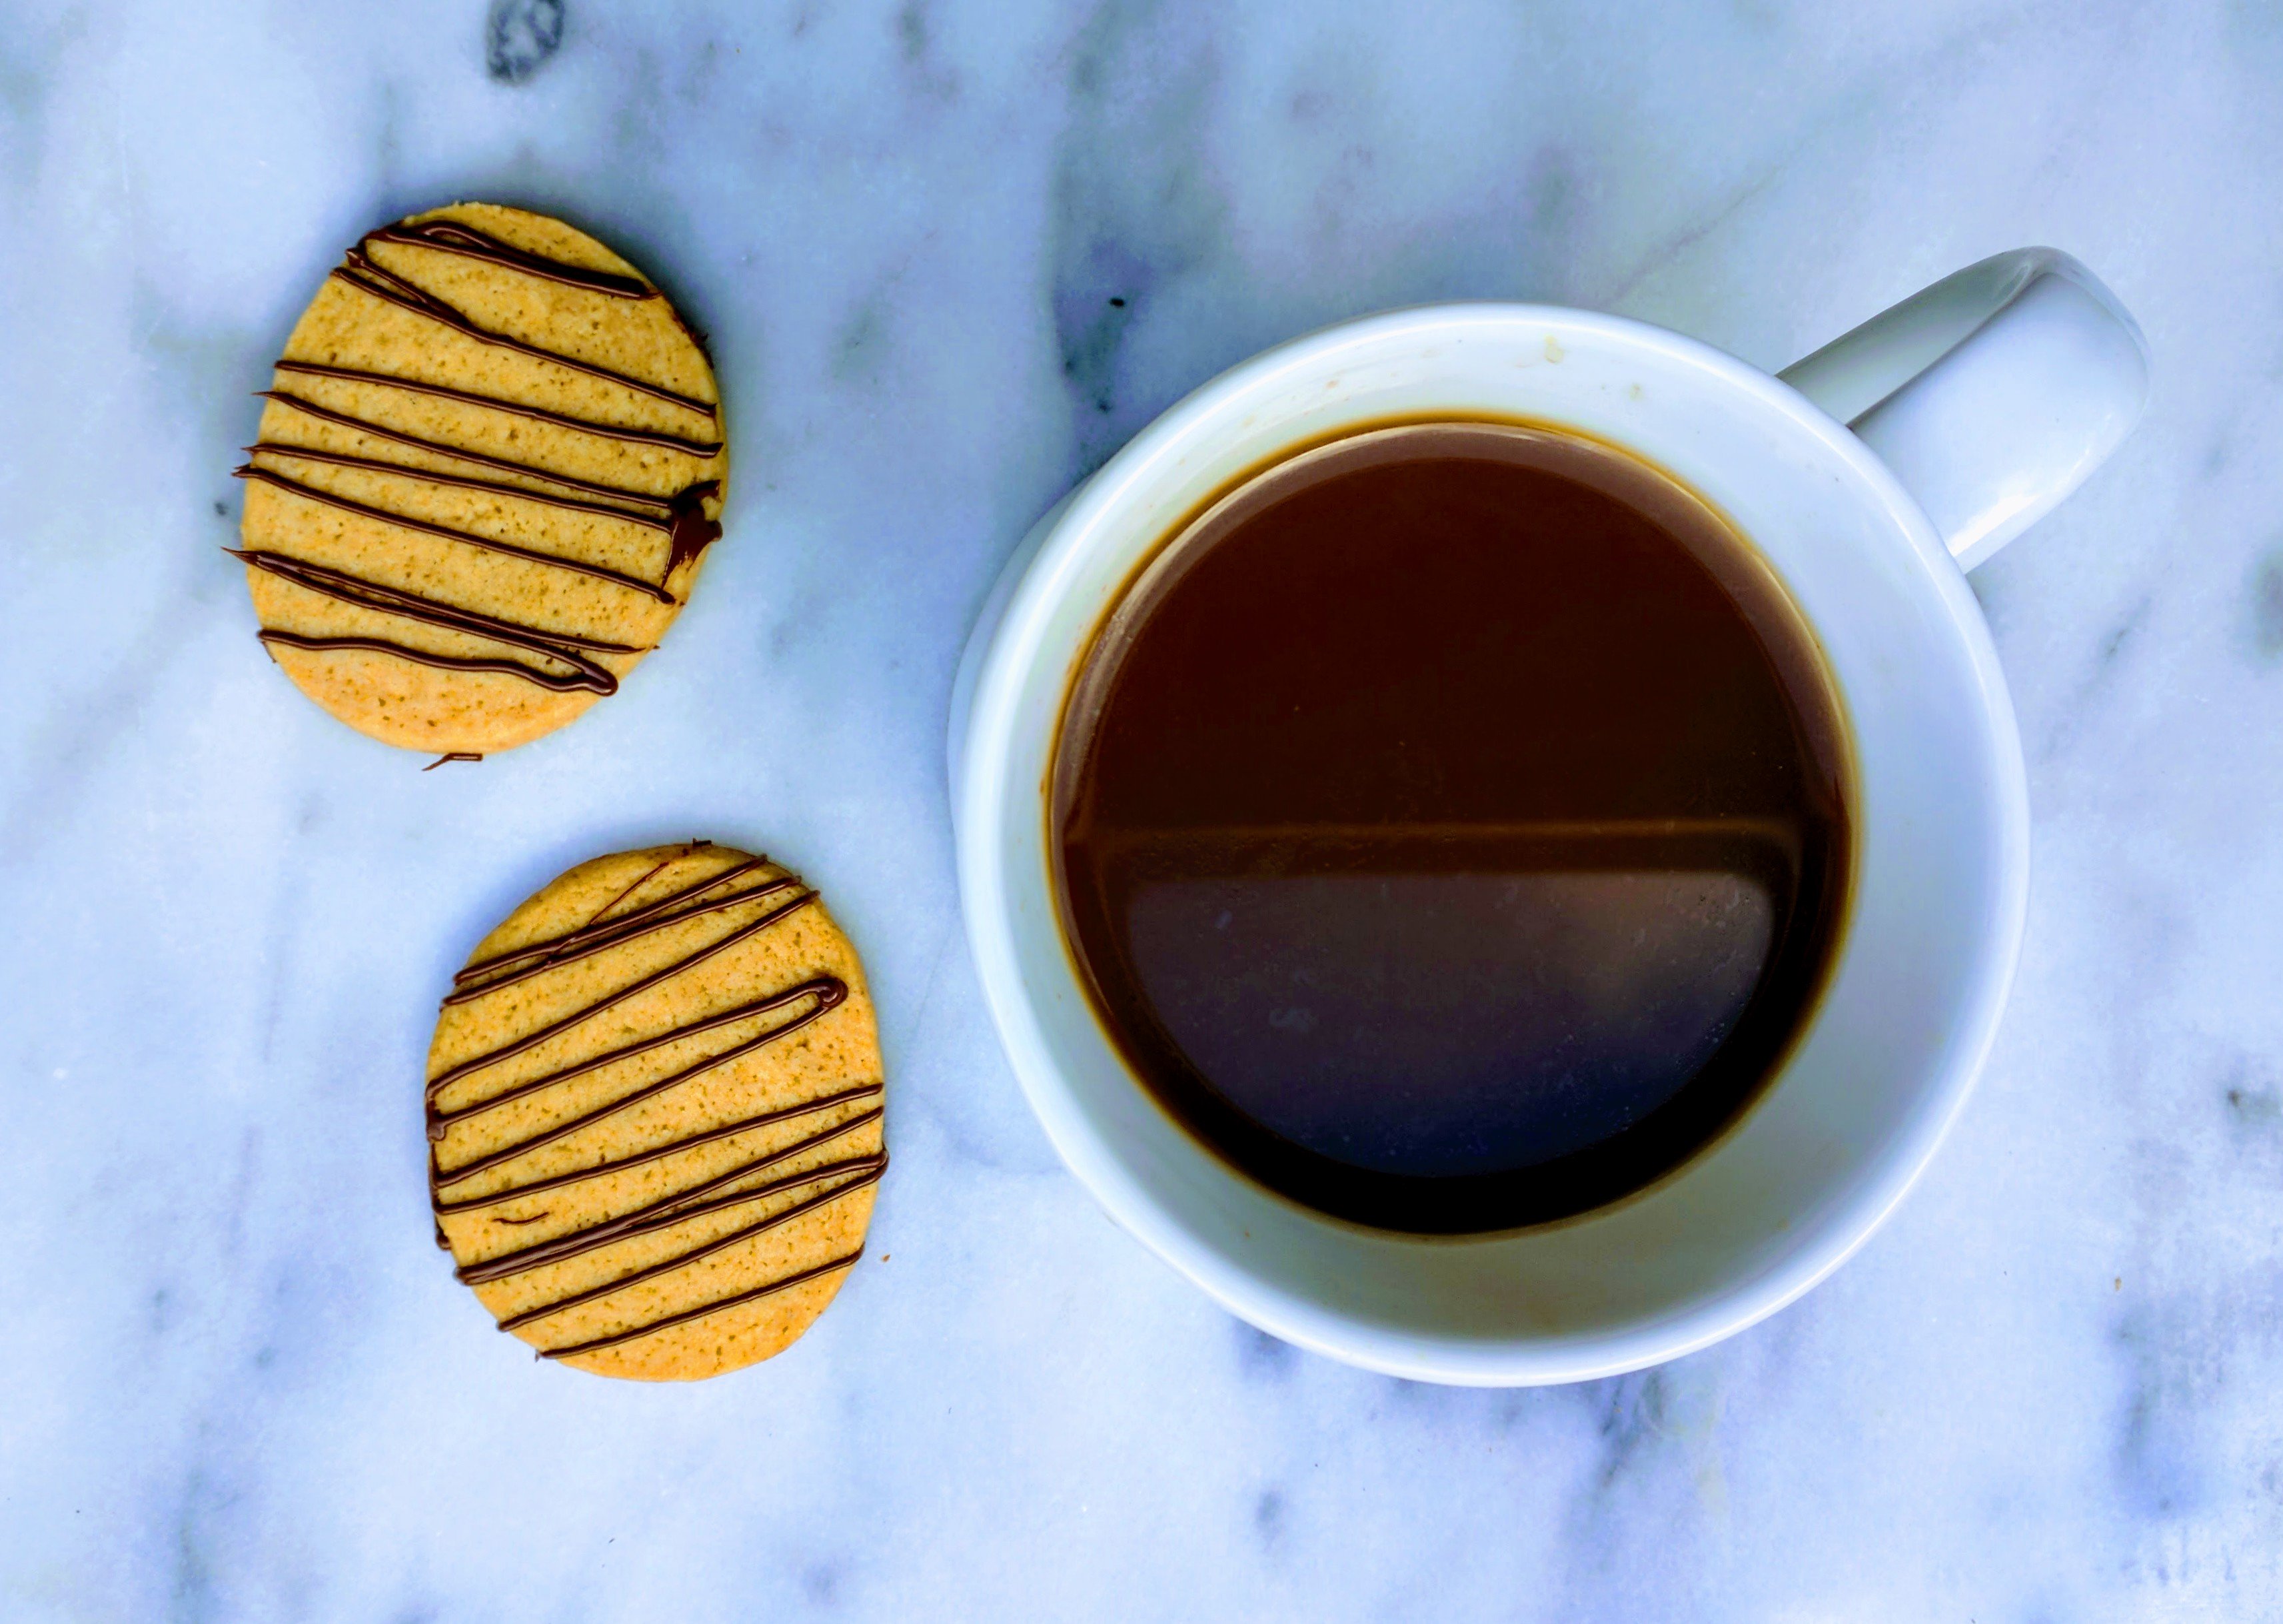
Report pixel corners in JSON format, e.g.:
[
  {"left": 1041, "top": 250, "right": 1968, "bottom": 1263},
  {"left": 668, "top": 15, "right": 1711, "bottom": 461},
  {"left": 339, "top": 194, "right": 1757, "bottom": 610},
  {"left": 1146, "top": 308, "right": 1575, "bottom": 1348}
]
[{"left": 950, "top": 251, "right": 2148, "bottom": 1385}]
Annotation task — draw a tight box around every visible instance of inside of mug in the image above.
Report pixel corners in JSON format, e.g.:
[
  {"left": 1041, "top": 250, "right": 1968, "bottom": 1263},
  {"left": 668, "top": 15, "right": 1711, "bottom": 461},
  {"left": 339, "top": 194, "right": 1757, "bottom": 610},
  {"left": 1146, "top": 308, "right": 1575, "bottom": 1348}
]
[{"left": 965, "top": 307, "right": 2024, "bottom": 1381}]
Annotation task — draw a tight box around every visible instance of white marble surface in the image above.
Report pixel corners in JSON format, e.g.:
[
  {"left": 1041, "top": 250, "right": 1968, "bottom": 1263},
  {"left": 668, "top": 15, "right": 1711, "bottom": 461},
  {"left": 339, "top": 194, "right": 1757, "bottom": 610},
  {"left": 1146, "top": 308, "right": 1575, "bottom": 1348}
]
[{"left": 3, "top": 1, "right": 2279, "bottom": 1617}]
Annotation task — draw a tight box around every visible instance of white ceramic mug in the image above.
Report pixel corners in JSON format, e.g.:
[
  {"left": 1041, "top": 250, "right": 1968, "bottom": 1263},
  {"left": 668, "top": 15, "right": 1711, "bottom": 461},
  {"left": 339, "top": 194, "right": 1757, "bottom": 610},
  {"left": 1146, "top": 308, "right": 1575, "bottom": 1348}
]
[{"left": 949, "top": 251, "right": 2148, "bottom": 1385}]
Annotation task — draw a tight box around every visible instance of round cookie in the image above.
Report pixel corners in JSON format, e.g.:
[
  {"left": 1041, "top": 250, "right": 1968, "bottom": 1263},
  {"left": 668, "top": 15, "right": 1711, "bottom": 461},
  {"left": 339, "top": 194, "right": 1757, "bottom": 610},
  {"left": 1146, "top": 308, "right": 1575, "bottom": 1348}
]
[
  {"left": 426, "top": 844, "right": 884, "bottom": 1380},
  {"left": 237, "top": 203, "right": 728, "bottom": 756}
]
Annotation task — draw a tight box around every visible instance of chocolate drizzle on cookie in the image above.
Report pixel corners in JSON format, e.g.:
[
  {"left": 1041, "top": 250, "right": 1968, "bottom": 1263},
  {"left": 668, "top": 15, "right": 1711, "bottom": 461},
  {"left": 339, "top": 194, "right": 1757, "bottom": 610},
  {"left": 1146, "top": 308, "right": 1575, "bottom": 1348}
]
[
  {"left": 468, "top": 1144, "right": 886, "bottom": 1290},
  {"left": 536, "top": 1250, "right": 869, "bottom": 1362},
  {"left": 235, "top": 462, "right": 680, "bottom": 603},
  {"left": 442, "top": 856, "right": 786, "bottom": 1004},
  {"left": 665, "top": 485, "right": 725, "bottom": 577},
  {"left": 233, "top": 549, "right": 640, "bottom": 695},
  {"left": 246, "top": 442, "right": 675, "bottom": 533},
  {"left": 333, "top": 231, "right": 716, "bottom": 415},
  {"left": 365, "top": 219, "right": 660, "bottom": 301},
  {"left": 269, "top": 363, "right": 723, "bottom": 456},
  {"left": 237, "top": 209, "right": 726, "bottom": 717},
  {"left": 428, "top": 850, "right": 886, "bottom": 1365},
  {"left": 433, "top": 1086, "right": 884, "bottom": 1214}
]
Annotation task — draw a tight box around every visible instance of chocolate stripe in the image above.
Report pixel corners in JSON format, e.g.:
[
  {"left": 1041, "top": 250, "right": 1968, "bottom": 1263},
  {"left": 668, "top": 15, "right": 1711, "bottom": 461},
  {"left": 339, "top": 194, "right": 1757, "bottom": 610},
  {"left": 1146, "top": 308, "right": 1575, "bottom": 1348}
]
[
  {"left": 510, "top": 1172, "right": 881, "bottom": 1339},
  {"left": 578, "top": 855, "right": 682, "bottom": 935},
  {"left": 259, "top": 630, "right": 610, "bottom": 695},
  {"left": 426, "top": 986, "right": 844, "bottom": 1185},
  {"left": 369, "top": 220, "right": 658, "bottom": 300},
  {"left": 237, "top": 462, "right": 676, "bottom": 603},
  {"left": 534, "top": 1249, "right": 867, "bottom": 1359},
  {"left": 454, "top": 857, "right": 768, "bottom": 982},
  {"left": 454, "top": 858, "right": 758, "bottom": 986},
  {"left": 335, "top": 251, "right": 716, "bottom": 418},
  {"left": 233, "top": 549, "right": 642, "bottom": 654},
  {"left": 270, "top": 363, "right": 722, "bottom": 457},
  {"left": 261, "top": 389, "right": 689, "bottom": 507},
  {"left": 459, "top": 1147, "right": 886, "bottom": 1284},
  {"left": 432, "top": 1088, "right": 883, "bottom": 1212},
  {"left": 429, "top": 973, "right": 840, "bottom": 1135},
  {"left": 446, "top": 868, "right": 789, "bottom": 1004},
  {"left": 249, "top": 442, "right": 670, "bottom": 532},
  {"left": 233, "top": 548, "right": 637, "bottom": 695},
  {"left": 424, "top": 893, "right": 821, "bottom": 1094},
  {"left": 456, "top": 856, "right": 767, "bottom": 985}
]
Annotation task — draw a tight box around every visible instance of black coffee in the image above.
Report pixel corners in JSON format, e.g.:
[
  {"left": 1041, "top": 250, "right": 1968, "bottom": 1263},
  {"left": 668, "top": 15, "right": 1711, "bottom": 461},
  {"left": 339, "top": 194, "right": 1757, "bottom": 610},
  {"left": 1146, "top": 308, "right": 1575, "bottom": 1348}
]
[{"left": 1053, "top": 422, "right": 1851, "bottom": 1233}]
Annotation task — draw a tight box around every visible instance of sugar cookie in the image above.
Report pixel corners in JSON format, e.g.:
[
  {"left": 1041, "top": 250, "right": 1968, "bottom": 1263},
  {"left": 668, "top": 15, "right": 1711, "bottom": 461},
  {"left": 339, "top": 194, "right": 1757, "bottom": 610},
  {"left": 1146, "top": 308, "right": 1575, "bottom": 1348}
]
[
  {"left": 426, "top": 844, "right": 884, "bottom": 1380},
  {"left": 236, "top": 203, "right": 727, "bottom": 756}
]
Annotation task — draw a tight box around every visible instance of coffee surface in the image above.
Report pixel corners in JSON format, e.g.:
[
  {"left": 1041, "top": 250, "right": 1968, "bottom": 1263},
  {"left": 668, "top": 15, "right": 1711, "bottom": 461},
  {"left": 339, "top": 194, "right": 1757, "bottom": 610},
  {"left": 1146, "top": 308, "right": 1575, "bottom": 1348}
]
[{"left": 1054, "top": 422, "right": 1851, "bottom": 1233}]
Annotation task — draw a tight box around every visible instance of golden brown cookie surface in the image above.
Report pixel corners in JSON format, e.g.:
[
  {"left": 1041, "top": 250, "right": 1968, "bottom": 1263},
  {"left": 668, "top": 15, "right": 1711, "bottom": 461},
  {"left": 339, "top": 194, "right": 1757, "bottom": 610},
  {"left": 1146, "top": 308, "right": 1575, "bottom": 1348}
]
[
  {"left": 427, "top": 844, "right": 884, "bottom": 1380},
  {"left": 237, "top": 203, "right": 727, "bottom": 756}
]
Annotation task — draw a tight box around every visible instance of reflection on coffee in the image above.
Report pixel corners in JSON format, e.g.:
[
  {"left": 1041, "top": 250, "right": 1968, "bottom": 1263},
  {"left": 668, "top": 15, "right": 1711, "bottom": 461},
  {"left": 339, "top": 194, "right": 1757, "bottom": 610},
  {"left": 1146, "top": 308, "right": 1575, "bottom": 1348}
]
[{"left": 1053, "top": 422, "right": 1852, "bottom": 1233}]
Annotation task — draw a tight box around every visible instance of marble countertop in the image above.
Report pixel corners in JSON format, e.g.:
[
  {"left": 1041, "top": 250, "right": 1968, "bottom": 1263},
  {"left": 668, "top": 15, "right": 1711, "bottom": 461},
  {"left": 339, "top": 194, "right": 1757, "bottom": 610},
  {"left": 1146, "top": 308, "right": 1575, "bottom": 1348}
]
[{"left": 5, "top": 1, "right": 2278, "bottom": 1617}]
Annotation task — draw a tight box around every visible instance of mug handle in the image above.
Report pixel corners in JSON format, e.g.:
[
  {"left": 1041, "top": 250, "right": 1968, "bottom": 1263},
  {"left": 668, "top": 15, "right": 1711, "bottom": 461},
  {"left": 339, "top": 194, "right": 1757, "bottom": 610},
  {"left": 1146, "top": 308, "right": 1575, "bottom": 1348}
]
[{"left": 1777, "top": 249, "right": 2150, "bottom": 570}]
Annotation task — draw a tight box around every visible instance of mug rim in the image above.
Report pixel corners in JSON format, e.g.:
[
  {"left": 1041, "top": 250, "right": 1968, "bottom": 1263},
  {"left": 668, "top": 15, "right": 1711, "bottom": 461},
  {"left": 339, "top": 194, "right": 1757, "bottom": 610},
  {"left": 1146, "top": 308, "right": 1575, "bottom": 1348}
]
[{"left": 952, "top": 301, "right": 2029, "bottom": 1383}]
